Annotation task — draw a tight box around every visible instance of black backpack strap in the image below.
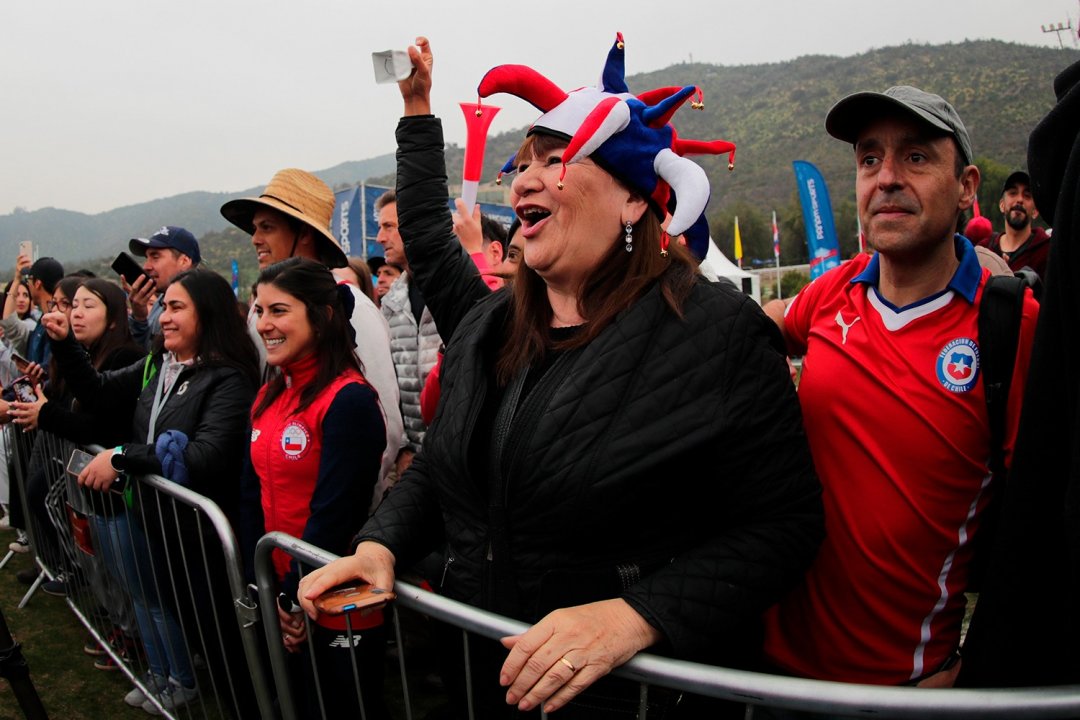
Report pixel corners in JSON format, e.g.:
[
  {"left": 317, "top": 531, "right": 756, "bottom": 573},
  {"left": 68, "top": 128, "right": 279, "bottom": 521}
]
[
  {"left": 967, "top": 274, "right": 1026, "bottom": 593},
  {"left": 979, "top": 274, "right": 1026, "bottom": 478}
]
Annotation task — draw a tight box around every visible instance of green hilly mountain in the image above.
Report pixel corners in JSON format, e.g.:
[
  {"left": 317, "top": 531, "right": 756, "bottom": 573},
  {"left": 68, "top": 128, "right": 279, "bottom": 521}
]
[
  {"left": 2, "top": 39, "right": 1076, "bottom": 272},
  {"left": 449, "top": 39, "right": 1076, "bottom": 263},
  {"left": 0, "top": 155, "right": 395, "bottom": 269}
]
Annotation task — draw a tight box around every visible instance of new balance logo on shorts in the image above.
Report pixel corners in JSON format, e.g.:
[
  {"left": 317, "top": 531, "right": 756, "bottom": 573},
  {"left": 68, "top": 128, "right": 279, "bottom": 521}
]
[{"left": 327, "top": 634, "right": 363, "bottom": 649}]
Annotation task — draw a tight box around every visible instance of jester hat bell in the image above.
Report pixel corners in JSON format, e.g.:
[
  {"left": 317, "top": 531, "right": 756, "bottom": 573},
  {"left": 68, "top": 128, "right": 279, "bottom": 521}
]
[{"left": 477, "top": 32, "right": 736, "bottom": 259}]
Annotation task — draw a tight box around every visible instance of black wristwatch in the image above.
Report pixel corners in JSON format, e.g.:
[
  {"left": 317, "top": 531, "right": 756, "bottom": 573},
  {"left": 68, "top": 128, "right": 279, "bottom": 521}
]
[{"left": 110, "top": 445, "right": 127, "bottom": 473}]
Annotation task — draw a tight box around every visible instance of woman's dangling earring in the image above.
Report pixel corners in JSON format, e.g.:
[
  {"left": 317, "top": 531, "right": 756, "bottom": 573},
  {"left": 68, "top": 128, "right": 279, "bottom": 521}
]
[{"left": 624, "top": 221, "right": 634, "bottom": 253}]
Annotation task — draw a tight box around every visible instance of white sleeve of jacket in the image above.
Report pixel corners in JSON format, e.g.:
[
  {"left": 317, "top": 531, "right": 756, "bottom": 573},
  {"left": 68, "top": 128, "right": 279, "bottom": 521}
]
[{"left": 348, "top": 285, "right": 405, "bottom": 484}]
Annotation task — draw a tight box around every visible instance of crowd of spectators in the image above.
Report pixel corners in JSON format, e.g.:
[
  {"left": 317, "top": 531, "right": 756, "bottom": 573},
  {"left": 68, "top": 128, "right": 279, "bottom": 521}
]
[{"left": 1, "top": 30, "right": 1077, "bottom": 720}]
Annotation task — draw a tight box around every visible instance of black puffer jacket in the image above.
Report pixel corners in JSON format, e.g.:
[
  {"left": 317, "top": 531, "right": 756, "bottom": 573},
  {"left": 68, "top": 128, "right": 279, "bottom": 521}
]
[
  {"left": 359, "top": 116, "right": 823, "bottom": 665},
  {"left": 51, "top": 332, "right": 257, "bottom": 521},
  {"left": 38, "top": 343, "right": 145, "bottom": 446}
]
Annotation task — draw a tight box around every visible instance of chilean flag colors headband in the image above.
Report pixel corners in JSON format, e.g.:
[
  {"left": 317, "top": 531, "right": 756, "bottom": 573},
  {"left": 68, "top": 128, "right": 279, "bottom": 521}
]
[{"left": 475, "top": 32, "right": 736, "bottom": 259}]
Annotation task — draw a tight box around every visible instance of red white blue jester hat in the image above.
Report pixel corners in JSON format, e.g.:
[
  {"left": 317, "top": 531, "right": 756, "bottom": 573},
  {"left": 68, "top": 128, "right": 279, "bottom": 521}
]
[{"left": 477, "top": 32, "right": 736, "bottom": 259}]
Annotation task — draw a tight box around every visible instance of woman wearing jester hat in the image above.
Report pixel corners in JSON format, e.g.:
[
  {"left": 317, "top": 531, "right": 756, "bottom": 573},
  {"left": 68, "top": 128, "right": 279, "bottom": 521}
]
[{"left": 301, "top": 35, "right": 822, "bottom": 716}]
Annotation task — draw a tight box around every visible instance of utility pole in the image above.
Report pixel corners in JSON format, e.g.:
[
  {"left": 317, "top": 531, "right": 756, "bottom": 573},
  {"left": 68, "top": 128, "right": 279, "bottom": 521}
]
[{"left": 1042, "top": 19, "right": 1073, "bottom": 48}]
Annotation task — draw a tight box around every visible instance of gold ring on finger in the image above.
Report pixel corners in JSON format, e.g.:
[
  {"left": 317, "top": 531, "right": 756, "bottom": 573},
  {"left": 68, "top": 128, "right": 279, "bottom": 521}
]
[{"left": 558, "top": 656, "right": 576, "bottom": 673}]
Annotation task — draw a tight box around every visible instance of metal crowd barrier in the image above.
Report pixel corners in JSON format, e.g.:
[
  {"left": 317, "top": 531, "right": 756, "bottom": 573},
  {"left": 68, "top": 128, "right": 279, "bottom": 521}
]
[
  {"left": 5, "top": 428, "right": 1080, "bottom": 719},
  {"left": 256, "top": 532, "right": 1080, "bottom": 720},
  {"left": 2, "top": 426, "right": 63, "bottom": 606},
  {"left": 2, "top": 430, "right": 274, "bottom": 719}
]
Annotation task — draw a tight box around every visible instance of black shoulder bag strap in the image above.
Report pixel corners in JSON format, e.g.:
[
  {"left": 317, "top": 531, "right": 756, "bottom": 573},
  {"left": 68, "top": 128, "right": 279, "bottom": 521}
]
[
  {"left": 968, "top": 273, "right": 1026, "bottom": 592},
  {"left": 980, "top": 274, "right": 1026, "bottom": 479}
]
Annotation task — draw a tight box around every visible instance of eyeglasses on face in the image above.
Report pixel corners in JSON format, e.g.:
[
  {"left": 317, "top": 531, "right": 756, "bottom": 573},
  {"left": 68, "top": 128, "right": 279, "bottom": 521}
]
[{"left": 47, "top": 299, "right": 72, "bottom": 312}]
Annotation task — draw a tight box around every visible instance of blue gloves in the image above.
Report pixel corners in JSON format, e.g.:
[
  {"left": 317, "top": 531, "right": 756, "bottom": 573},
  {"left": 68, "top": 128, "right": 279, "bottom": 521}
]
[{"left": 155, "top": 430, "right": 190, "bottom": 486}]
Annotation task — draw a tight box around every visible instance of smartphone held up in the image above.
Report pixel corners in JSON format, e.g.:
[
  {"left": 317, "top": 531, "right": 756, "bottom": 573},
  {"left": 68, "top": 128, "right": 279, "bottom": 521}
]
[
  {"left": 11, "top": 376, "right": 37, "bottom": 404},
  {"left": 313, "top": 583, "right": 395, "bottom": 617},
  {"left": 111, "top": 252, "right": 149, "bottom": 287},
  {"left": 11, "top": 352, "right": 31, "bottom": 375}
]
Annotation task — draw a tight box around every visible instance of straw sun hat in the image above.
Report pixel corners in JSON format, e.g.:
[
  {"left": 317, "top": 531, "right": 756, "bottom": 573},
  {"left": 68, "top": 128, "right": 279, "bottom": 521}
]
[{"left": 221, "top": 168, "right": 347, "bottom": 268}]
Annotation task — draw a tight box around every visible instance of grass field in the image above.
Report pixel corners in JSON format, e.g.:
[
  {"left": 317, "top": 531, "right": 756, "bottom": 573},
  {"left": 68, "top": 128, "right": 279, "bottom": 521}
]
[
  {"left": 0, "top": 535, "right": 454, "bottom": 720},
  {"left": 0, "top": 544, "right": 147, "bottom": 720}
]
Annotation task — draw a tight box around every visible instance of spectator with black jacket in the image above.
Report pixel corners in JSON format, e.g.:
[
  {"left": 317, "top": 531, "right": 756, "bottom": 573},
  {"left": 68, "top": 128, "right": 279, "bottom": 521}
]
[
  {"left": 9, "top": 278, "right": 145, "bottom": 597},
  {"left": 44, "top": 268, "right": 259, "bottom": 716},
  {"left": 301, "top": 35, "right": 822, "bottom": 718},
  {"left": 3, "top": 274, "right": 89, "bottom": 569},
  {"left": 9, "top": 277, "right": 145, "bottom": 663}
]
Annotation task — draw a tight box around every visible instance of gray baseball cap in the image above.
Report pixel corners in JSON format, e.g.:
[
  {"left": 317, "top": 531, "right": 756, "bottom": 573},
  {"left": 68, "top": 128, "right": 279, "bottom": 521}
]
[{"left": 825, "top": 85, "right": 973, "bottom": 166}]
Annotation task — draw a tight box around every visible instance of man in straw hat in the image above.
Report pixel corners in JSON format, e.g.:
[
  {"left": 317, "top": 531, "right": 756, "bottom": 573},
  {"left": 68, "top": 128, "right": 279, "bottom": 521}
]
[{"left": 221, "top": 168, "right": 404, "bottom": 488}]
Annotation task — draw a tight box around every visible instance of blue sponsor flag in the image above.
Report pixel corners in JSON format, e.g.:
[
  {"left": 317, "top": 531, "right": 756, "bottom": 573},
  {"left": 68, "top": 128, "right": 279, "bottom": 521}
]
[
  {"left": 332, "top": 186, "right": 362, "bottom": 256},
  {"left": 792, "top": 161, "right": 841, "bottom": 278},
  {"left": 230, "top": 259, "right": 239, "bottom": 298}
]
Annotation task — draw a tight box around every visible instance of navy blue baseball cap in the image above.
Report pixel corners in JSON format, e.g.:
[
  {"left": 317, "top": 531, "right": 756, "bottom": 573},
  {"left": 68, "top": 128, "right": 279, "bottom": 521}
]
[{"left": 129, "top": 226, "right": 201, "bottom": 265}]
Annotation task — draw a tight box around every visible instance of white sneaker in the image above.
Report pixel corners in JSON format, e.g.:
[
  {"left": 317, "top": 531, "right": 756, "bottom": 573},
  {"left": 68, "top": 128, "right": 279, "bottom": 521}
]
[
  {"left": 124, "top": 672, "right": 166, "bottom": 707},
  {"left": 8, "top": 532, "right": 29, "bottom": 554},
  {"left": 142, "top": 679, "right": 197, "bottom": 715}
]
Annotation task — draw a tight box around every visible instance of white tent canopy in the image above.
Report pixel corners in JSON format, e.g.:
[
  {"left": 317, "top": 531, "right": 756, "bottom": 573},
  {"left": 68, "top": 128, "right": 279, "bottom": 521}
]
[{"left": 700, "top": 237, "right": 761, "bottom": 305}]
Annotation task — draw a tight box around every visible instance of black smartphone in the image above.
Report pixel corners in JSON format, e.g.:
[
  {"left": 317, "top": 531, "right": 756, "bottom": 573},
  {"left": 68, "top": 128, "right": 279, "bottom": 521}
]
[
  {"left": 11, "top": 352, "right": 31, "bottom": 375},
  {"left": 12, "top": 375, "right": 37, "bottom": 403},
  {"left": 111, "top": 252, "right": 149, "bottom": 287}
]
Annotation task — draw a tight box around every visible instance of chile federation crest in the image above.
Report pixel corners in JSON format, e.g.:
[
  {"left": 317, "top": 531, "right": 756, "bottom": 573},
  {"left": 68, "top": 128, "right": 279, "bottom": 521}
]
[{"left": 936, "top": 338, "right": 980, "bottom": 393}]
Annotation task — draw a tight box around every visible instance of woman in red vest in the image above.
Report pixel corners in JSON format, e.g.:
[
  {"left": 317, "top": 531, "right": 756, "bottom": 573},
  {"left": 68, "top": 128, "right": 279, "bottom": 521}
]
[{"left": 241, "top": 257, "right": 388, "bottom": 719}]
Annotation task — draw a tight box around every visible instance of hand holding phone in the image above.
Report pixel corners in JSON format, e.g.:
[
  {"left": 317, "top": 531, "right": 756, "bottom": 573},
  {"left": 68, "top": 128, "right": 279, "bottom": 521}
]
[
  {"left": 111, "top": 252, "right": 149, "bottom": 287},
  {"left": 11, "top": 376, "right": 37, "bottom": 404},
  {"left": 15, "top": 253, "right": 31, "bottom": 279},
  {"left": 11, "top": 352, "right": 30, "bottom": 375},
  {"left": 66, "top": 448, "right": 94, "bottom": 478},
  {"left": 312, "top": 583, "right": 395, "bottom": 616}
]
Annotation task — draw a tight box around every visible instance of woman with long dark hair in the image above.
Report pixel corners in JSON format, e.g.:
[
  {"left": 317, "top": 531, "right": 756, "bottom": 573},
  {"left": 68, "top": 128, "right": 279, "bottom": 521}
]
[
  {"left": 11, "top": 278, "right": 143, "bottom": 439},
  {"left": 7, "top": 275, "right": 137, "bottom": 596},
  {"left": 302, "top": 36, "right": 822, "bottom": 718},
  {"left": 241, "top": 257, "right": 388, "bottom": 718},
  {"left": 10, "top": 277, "right": 145, "bottom": 663},
  {"left": 43, "top": 268, "right": 259, "bottom": 715},
  {"left": 0, "top": 277, "right": 48, "bottom": 531}
]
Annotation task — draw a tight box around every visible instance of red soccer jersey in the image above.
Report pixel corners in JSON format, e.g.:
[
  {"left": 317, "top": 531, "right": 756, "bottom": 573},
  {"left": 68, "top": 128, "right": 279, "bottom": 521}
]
[{"left": 763, "top": 242, "right": 1038, "bottom": 684}]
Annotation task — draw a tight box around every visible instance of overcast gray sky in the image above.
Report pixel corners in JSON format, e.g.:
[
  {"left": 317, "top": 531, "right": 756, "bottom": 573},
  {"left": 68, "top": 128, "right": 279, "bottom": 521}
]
[{"left": 2, "top": 0, "right": 1076, "bottom": 215}]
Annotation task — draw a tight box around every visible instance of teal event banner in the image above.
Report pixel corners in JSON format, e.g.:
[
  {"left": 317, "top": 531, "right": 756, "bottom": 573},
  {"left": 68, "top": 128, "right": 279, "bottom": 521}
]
[{"left": 792, "top": 160, "right": 841, "bottom": 278}]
